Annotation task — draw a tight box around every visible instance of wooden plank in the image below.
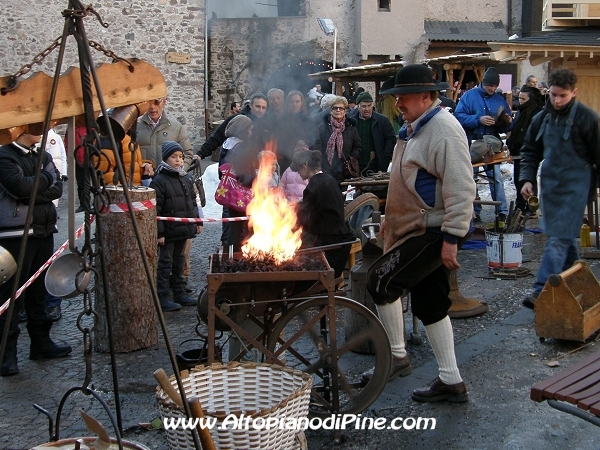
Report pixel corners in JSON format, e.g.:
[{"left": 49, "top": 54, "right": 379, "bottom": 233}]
[
  {"left": 0, "top": 59, "right": 166, "bottom": 129},
  {"left": 577, "top": 391, "right": 600, "bottom": 411},
  {"left": 562, "top": 374, "right": 600, "bottom": 405},
  {"left": 531, "top": 351, "right": 600, "bottom": 401},
  {"left": 583, "top": 302, "right": 600, "bottom": 341},
  {"left": 557, "top": 370, "right": 600, "bottom": 402},
  {"left": 542, "top": 359, "right": 600, "bottom": 400},
  {"left": 590, "top": 401, "right": 600, "bottom": 416}
]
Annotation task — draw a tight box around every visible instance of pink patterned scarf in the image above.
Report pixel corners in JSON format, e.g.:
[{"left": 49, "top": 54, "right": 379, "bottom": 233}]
[{"left": 326, "top": 117, "right": 345, "bottom": 165}]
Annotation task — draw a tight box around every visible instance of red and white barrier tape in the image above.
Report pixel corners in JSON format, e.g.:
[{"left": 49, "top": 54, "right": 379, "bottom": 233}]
[
  {"left": 156, "top": 216, "right": 248, "bottom": 223},
  {"left": 0, "top": 219, "right": 92, "bottom": 316},
  {"left": 108, "top": 199, "right": 156, "bottom": 213}
]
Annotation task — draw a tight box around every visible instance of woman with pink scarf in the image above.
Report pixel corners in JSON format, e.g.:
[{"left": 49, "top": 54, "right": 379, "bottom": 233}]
[{"left": 315, "top": 96, "right": 362, "bottom": 186}]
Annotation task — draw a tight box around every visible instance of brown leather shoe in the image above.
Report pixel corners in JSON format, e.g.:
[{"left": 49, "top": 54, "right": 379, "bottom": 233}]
[
  {"left": 412, "top": 377, "right": 468, "bottom": 403},
  {"left": 361, "top": 355, "right": 413, "bottom": 383}
]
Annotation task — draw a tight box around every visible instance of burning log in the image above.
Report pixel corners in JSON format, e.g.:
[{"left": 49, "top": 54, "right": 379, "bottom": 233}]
[
  {"left": 241, "top": 150, "right": 303, "bottom": 264},
  {"left": 215, "top": 254, "right": 327, "bottom": 273}
]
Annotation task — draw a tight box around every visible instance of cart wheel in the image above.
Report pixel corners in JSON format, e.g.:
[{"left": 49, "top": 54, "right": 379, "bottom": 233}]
[
  {"left": 344, "top": 193, "right": 380, "bottom": 236},
  {"left": 410, "top": 333, "right": 423, "bottom": 345},
  {"left": 539, "top": 337, "right": 546, "bottom": 343},
  {"left": 266, "top": 296, "right": 391, "bottom": 418}
]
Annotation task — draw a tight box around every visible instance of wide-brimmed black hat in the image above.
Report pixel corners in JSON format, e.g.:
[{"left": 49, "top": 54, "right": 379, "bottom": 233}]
[{"left": 381, "top": 64, "right": 450, "bottom": 95}]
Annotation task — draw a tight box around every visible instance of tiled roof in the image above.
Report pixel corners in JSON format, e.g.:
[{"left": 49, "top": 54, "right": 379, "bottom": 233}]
[
  {"left": 425, "top": 20, "right": 508, "bottom": 42},
  {"left": 493, "top": 27, "right": 600, "bottom": 47}
]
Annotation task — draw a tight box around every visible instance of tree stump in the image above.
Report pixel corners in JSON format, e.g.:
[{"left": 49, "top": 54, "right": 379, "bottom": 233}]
[{"left": 94, "top": 186, "right": 158, "bottom": 352}]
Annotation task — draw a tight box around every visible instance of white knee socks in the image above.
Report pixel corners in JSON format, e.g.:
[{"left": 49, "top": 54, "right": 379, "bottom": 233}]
[
  {"left": 375, "top": 300, "right": 406, "bottom": 359},
  {"left": 425, "top": 316, "right": 462, "bottom": 385}
]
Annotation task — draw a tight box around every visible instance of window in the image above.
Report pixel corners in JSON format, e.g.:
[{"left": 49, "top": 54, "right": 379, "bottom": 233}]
[
  {"left": 208, "top": 0, "right": 304, "bottom": 18},
  {"left": 379, "top": 0, "right": 390, "bottom": 11}
]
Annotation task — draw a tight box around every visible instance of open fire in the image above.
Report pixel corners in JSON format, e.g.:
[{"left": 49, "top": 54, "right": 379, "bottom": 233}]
[{"left": 241, "top": 149, "right": 303, "bottom": 265}]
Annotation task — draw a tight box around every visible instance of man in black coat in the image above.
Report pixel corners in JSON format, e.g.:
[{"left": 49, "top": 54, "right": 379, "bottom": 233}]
[
  {"left": 197, "top": 93, "right": 270, "bottom": 159},
  {"left": 506, "top": 86, "right": 542, "bottom": 212},
  {"left": 0, "top": 131, "right": 71, "bottom": 376},
  {"left": 346, "top": 91, "right": 396, "bottom": 173}
]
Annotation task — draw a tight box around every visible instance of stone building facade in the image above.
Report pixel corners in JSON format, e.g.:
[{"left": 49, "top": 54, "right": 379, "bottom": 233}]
[
  {"left": 3, "top": 0, "right": 542, "bottom": 145},
  {"left": 204, "top": 0, "right": 540, "bottom": 124},
  {"left": 0, "top": 0, "right": 207, "bottom": 147}
]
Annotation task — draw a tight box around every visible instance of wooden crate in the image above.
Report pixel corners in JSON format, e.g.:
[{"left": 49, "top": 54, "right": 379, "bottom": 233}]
[{"left": 535, "top": 260, "right": 600, "bottom": 342}]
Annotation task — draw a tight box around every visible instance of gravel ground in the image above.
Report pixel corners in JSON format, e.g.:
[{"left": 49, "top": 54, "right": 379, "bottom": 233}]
[{"left": 3, "top": 160, "right": 600, "bottom": 449}]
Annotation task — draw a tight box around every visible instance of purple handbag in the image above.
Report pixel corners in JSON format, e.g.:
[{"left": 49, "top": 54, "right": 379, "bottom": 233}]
[{"left": 214, "top": 163, "right": 253, "bottom": 213}]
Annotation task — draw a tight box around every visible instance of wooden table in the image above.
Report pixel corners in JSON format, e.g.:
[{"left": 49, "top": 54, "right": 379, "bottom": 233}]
[{"left": 472, "top": 152, "right": 512, "bottom": 169}]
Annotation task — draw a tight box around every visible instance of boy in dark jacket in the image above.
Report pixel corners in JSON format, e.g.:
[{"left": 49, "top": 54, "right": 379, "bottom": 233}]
[{"left": 150, "top": 142, "right": 202, "bottom": 311}]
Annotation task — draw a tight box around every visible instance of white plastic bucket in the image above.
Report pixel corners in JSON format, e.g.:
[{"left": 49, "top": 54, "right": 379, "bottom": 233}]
[{"left": 485, "top": 231, "right": 523, "bottom": 268}]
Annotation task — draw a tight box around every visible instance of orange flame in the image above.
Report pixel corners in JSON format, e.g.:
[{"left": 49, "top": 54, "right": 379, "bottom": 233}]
[{"left": 241, "top": 150, "right": 302, "bottom": 264}]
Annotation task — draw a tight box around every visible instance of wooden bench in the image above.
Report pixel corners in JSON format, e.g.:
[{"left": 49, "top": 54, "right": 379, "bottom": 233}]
[{"left": 530, "top": 350, "right": 600, "bottom": 427}]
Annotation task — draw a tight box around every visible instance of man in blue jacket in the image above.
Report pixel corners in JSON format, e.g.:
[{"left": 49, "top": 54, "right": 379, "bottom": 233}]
[{"left": 455, "top": 67, "right": 511, "bottom": 221}]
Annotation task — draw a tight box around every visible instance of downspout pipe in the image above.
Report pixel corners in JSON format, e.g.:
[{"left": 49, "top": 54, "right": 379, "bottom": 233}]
[
  {"left": 204, "top": 0, "right": 210, "bottom": 140},
  {"left": 507, "top": 0, "right": 512, "bottom": 35}
]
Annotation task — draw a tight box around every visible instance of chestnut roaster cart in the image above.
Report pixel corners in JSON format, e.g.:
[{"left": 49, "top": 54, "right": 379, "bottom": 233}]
[{"left": 198, "top": 250, "right": 392, "bottom": 418}]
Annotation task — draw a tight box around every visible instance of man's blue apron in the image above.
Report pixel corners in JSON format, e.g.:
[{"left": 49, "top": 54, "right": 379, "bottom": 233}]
[{"left": 538, "top": 101, "right": 594, "bottom": 238}]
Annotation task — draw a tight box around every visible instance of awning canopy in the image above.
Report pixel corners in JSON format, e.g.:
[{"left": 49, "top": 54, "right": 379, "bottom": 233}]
[{"left": 308, "top": 53, "right": 493, "bottom": 83}]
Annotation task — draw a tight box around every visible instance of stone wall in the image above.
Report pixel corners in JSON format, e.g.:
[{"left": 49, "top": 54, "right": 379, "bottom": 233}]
[
  {"left": 206, "top": 0, "right": 358, "bottom": 123},
  {"left": 207, "top": 17, "right": 332, "bottom": 121},
  {"left": 0, "top": 0, "right": 207, "bottom": 146},
  {"left": 3, "top": 0, "right": 533, "bottom": 145}
]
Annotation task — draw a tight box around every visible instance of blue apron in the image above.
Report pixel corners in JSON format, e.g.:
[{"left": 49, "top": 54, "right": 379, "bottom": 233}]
[{"left": 538, "top": 102, "right": 593, "bottom": 238}]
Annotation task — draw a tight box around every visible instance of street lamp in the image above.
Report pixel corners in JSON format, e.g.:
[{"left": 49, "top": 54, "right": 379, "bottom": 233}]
[{"left": 317, "top": 18, "right": 337, "bottom": 94}]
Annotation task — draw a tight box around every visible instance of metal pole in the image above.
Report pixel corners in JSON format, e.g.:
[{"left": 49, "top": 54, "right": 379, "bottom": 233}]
[
  {"left": 67, "top": 116, "right": 76, "bottom": 253},
  {"left": 332, "top": 28, "right": 337, "bottom": 94}
]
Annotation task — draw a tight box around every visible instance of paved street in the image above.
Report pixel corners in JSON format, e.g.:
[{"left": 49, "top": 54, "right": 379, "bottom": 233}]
[{"left": 1, "top": 161, "right": 600, "bottom": 449}]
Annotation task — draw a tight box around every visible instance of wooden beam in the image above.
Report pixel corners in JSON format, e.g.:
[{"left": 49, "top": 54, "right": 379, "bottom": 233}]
[
  {"left": 0, "top": 59, "right": 166, "bottom": 129},
  {"left": 454, "top": 68, "right": 466, "bottom": 102},
  {"left": 529, "top": 54, "right": 560, "bottom": 65}
]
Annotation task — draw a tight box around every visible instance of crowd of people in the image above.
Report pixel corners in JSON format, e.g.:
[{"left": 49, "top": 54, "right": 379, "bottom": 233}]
[{"left": 2, "top": 65, "right": 598, "bottom": 413}]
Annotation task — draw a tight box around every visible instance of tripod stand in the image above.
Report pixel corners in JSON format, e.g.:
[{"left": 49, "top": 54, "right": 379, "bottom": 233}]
[{"left": 0, "top": 2, "right": 202, "bottom": 448}]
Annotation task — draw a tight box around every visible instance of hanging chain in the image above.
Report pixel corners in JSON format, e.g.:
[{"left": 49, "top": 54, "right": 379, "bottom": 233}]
[
  {"left": 76, "top": 257, "right": 99, "bottom": 390},
  {"left": 64, "top": 4, "right": 133, "bottom": 69},
  {"left": 1, "top": 4, "right": 132, "bottom": 95},
  {"left": 89, "top": 40, "right": 134, "bottom": 71},
  {"left": 0, "top": 37, "right": 63, "bottom": 94},
  {"left": 63, "top": 3, "right": 109, "bottom": 27}
]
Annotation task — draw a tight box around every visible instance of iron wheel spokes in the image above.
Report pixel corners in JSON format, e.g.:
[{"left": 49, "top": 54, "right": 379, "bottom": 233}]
[{"left": 267, "top": 296, "right": 391, "bottom": 417}]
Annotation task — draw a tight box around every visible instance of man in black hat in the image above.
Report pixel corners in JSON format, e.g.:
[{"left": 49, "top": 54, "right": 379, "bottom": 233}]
[
  {"left": 362, "top": 64, "right": 476, "bottom": 403},
  {"left": 347, "top": 91, "right": 396, "bottom": 173},
  {"left": 455, "top": 67, "right": 512, "bottom": 222}
]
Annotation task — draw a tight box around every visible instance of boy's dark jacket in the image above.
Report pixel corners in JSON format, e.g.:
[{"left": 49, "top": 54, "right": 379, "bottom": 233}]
[{"left": 150, "top": 166, "right": 199, "bottom": 240}]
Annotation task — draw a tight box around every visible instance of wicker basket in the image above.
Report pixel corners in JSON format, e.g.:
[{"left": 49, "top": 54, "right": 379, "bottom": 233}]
[{"left": 156, "top": 362, "right": 312, "bottom": 450}]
